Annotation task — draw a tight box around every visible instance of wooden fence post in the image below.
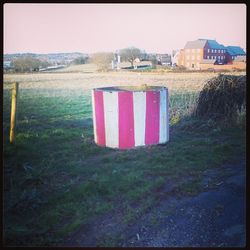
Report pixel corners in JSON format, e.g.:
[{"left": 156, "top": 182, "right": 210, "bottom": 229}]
[{"left": 9, "top": 82, "right": 19, "bottom": 144}]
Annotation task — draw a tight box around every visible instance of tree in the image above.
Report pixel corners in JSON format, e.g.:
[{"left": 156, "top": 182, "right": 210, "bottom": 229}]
[
  {"left": 90, "top": 52, "right": 114, "bottom": 71},
  {"left": 148, "top": 54, "right": 158, "bottom": 69},
  {"left": 72, "top": 56, "right": 88, "bottom": 65},
  {"left": 11, "top": 57, "right": 50, "bottom": 73},
  {"left": 119, "top": 47, "right": 143, "bottom": 68}
]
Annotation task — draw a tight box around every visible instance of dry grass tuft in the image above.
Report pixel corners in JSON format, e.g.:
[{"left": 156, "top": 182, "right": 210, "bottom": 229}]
[{"left": 195, "top": 74, "right": 246, "bottom": 121}]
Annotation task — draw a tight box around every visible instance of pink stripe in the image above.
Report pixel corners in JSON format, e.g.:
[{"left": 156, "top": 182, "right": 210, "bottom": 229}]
[
  {"left": 145, "top": 91, "right": 160, "bottom": 145},
  {"left": 94, "top": 90, "right": 106, "bottom": 146},
  {"left": 118, "top": 92, "right": 135, "bottom": 149}
]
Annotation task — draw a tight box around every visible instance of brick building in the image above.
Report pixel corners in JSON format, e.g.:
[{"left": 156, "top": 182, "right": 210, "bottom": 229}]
[
  {"left": 177, "top": 39, "right": 246, "bottom": 70},
  {"left": 225, "top": 46, "right": 246, "bottom": 64}
]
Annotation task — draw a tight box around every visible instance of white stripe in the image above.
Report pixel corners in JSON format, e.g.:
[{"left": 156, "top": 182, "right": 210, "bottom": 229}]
[
  {"left": 159, "top": 88, "right": 169, "bottom": 143},
  {"left": 103, "top": 91, "right": 119, "bottom": 148},
  {"left": 166, "top": 88, "right": 170, "bottom": 142},
  {"left": 91, "top": 90, "right": 97, "bottom": 143},
  {"left": 133, "top": 92, "right": 146, "bottom": 146}
]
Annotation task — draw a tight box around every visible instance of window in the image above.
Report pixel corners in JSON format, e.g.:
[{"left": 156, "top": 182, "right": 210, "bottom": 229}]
[
  {"left": 207, "top": 56, "right": 209, "bottom": 59},
  {"left": 191, "top": 55, "right": 195, "bottom": 60},
  {"left": 214, "top": 49, "right": 217, "bottom": 53},
  {"left": 218, "top": 50, "right": 220, "bottom": 53},
  {"left": 218, "top": 56, "right": 220, "bottom": 59},
  {"left": 212, "top": 49, "right": 214, "bottom": 53},
  {"left": 214, "top": 56, "right": 217, "bottom": 59},
  {"left": 208, "top": 49, "right": 210, "bottom": 53},
  {"left": 197, "top": 49, "right": 200, "bottom": 53},
  {"left": 197, "top": 55, "right": 200, "bottom": 60}
]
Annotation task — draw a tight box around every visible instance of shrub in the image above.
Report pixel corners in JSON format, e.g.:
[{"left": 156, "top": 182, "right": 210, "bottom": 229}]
[{"left": 195, "top": 74, "right": 246, "bottom": 121}]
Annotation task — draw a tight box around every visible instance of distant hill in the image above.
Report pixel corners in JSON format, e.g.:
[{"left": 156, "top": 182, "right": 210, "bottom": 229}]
[{"left": 4, "top": 52, "right": 89, "bottom": 66}]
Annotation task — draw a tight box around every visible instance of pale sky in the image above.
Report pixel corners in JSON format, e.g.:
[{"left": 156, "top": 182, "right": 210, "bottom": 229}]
[{"left": 4, "top": 3, "right": 246, "bottom": 54}]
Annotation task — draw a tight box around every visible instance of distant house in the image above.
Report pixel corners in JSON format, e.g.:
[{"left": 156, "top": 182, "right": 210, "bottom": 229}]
[
  {"left": 184, "top": 39, "right": 208, "bottom": 69},
  {"left": 134, "top": 57, "right": 140, "bottom": 63},
  {"left": 178, "top": 39, "right": 227, "bottom": 70},
  {"left": 225, "top": 46, "right": 246, "bottom": 64},
  {"left": 203, "top": 40, "right": 227, "bottom": 65},
  {"left": 177, "top": 38, "right": 245, "bottom": 70},
  {"left": 234, "top": 55, "right": 246, "bottom": 62},
  {"left": 4, "top": 60, "right": 12, "bottom": 69},
  {"left": 156, "top": 54, "right": 172, "bottom": 65},
  {"left": 171, "top": 50, "right": 180, "bottom": 67}
]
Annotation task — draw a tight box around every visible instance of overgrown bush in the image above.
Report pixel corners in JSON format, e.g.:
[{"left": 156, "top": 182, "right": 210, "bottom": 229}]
[{"left": 195, "top": 74, "right": 246, "bottom": 122}]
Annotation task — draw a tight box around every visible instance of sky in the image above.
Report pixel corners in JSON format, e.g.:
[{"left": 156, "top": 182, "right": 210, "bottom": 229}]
[{"left": 4, "top": 3, "right": 246, "bottom": 54}]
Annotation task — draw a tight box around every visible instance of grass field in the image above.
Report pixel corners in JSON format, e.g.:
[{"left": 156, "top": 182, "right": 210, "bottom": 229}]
[{"left": 3, "top": 68, "right": 246, "bottom": 246}]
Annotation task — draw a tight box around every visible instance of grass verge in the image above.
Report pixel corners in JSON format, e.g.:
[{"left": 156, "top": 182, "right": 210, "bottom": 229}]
[{"left": 3, "top": 87, "right": 245, "bottom": 246}]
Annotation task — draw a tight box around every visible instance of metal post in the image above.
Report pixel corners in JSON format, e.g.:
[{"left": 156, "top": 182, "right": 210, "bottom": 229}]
[{"left": 9, "top": 82, "right": 19, "bottom": 144}]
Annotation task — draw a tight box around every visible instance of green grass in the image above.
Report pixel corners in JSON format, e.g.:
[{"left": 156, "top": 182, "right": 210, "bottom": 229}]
[{"left": 3, "top": 85, "right": 246, "bottom": 246}]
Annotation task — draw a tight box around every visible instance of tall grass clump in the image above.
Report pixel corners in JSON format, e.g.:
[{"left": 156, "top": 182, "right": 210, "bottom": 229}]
[{"left": 195, "top": 74, "right": 246, "bottom": 123}]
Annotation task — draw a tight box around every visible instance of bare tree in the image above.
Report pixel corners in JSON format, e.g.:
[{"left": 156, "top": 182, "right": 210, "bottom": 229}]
[
  {"left": 119, "top": 47, "right": 143, "bottom": 68},
  {"left": 90, "top": 52, "right": 114, "bottom": 71}
]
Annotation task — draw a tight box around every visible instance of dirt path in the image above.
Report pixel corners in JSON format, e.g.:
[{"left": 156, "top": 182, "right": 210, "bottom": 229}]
[{"left": 65, "top": 159, "right": 246, "bottom": 247}]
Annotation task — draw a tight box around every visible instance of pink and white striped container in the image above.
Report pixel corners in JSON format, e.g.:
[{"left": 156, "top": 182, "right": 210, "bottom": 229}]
[{"left": 91, "top": 86, "right": 169, "bottom": 149}]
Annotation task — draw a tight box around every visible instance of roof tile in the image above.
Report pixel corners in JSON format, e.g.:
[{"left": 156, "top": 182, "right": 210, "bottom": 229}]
[{"left": 226, "top": 46, "right": 246, "bottom": 56}]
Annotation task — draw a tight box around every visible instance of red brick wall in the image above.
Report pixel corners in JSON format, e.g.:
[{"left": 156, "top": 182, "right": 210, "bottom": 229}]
[
  {"left": 200, "top": 62, "right": 246, "bottom": 70},
  {"left": 203, "top": 44, "right": 226, "bottom": 63}
]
